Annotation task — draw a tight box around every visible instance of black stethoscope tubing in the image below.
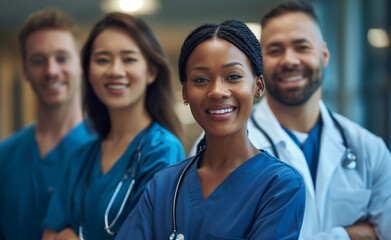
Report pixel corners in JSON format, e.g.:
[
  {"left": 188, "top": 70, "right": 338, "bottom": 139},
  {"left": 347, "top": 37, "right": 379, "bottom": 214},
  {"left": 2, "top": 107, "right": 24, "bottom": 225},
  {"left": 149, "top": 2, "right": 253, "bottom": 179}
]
[
  {"left": 249, "top": 108, "right": 357, "bottom": 169},
  {"left": 169, "top": 150, "right": 203, "bottom": 240},
  {"left": 78, "top": 124, "right": 151, "bottom": 239}
]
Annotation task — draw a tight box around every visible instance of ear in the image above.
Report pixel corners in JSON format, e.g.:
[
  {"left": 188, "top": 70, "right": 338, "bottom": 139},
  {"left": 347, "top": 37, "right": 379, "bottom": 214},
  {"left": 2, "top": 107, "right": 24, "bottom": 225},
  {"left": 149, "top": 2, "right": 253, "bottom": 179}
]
[
  {"left": 322, "top": 42, "right": 330, "bottom": 67},
  {"left": 182, "top": 82, "right": 189, "bottom": 104},
  {"left": 147, "top": 65, "right": 158, "bottom": 84},
  {"left": 254, "top": 76, "right": 265, "bottom": 98}
]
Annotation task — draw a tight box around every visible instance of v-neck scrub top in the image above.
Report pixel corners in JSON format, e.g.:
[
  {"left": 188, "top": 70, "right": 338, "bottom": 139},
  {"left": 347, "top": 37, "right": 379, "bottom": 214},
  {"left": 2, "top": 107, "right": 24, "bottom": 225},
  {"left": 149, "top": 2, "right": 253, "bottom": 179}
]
[
  {"left": 0, "top": 121, "right": 96, "bottom": 240},
  {"left": 42, "top": 122, "right": 184, "bottom": 240},
  {"left": 117, "top": 151, "right": 305, "bottom": 240}
]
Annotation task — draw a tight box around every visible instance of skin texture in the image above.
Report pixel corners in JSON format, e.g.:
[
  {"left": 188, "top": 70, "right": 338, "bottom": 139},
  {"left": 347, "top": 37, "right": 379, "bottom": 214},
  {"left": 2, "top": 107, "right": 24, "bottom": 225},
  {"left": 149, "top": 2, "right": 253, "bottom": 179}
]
[
  {"left": 41, "top": 27, "right": 155, "bottom": 240},
  {"left": 261, "top": 12, "right": 377, "bottom": 239},
  {"left": 183, "top": 38, "right": 264, "bottom": 199},
  {"left": 23, "top": 30, "right": 81, "bottom": 109},
  {"left": 22, "top": 29, "right": 83, "bottom": 158},
  {"left": 88, "top": 28, "right": 155, "bottom": 111}
]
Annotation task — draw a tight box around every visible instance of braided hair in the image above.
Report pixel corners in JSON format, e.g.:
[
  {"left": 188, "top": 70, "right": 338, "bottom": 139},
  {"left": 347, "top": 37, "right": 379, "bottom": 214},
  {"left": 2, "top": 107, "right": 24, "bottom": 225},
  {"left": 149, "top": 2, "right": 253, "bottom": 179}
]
[{"left": 178, "top": 19, "right": 263, "bottom": 153}]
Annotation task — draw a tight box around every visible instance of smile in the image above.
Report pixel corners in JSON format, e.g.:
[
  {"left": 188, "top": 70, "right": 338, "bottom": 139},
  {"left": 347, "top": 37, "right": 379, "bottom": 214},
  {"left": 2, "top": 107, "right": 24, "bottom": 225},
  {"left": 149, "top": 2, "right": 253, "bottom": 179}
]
[
  {"left": 106, "top": 84, "right": 128, "bottom": 90},
  {"left": 280, "top": 75, "right": 303, "bottom": 82},
  {"left": 48, "top": 82, "right": 63, "bottom": 89},
  {"left": 208, "top": 108, "right": 235, "bottom": 114}
]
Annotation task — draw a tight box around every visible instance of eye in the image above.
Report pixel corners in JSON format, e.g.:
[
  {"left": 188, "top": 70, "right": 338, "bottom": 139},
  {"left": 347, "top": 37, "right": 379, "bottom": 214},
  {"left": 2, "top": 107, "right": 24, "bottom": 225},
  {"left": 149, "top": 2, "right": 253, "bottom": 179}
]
[
  {"left": 96, "top": 58, "right": 109, "bottom": 64},
  {"left": 226, "top": 73, "right": 243, "bottom": 81},
  {"left": 296, "top": 45, "right": 311, "bottom": 52},
  {"left": 124, "top": 57, "right": 137, "bottom": 63},
  {"left": 31, "top": 58, "right": 44, "bottom": 66},
  {"left": 57, "top": 55, "right": 68, "bottom": 63},
  {"left": 192, "top": 77, "right": 209, "bottom": 84},
  {"left": 267, "top": 48, "right": 282, "bottom": 55}
]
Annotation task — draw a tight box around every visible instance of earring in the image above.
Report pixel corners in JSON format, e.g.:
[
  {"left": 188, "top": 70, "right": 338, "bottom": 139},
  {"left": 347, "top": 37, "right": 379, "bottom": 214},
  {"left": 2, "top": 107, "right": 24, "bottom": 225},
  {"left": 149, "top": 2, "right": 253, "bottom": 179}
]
[{"left": 183, "top": 101, "right": 189, "bottom": 106}]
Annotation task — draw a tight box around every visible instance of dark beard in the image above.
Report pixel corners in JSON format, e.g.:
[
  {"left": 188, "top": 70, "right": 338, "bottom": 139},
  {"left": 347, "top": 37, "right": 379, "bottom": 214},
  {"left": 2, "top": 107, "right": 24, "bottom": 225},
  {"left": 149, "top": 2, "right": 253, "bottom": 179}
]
[{"left": 265, "top": 65, "right": 323, "bottom": 106}]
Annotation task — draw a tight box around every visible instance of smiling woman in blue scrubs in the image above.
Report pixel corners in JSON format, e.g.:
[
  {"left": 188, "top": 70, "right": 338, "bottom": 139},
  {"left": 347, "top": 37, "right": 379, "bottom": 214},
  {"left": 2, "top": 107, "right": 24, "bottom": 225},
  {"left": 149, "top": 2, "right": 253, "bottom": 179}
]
[
  {"left": 41, "top": 12, "right": 184, "bottom": 240},
  {"left": 117, "top": 19, "right": 305, "bottom": 240}
]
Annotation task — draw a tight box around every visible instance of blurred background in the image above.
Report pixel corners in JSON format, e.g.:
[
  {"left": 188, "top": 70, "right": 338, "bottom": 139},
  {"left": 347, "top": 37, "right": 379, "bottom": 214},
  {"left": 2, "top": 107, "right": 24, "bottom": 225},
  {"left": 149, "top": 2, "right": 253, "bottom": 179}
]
[{"left": 0, "top": 0, "right": 390, "bottom": 155}]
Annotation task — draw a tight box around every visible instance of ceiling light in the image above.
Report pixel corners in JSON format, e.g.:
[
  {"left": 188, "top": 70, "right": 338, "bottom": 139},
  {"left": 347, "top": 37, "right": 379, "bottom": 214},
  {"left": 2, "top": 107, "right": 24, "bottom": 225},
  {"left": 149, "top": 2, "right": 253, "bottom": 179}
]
[
  {"left": 101, "top": 0, "right": 159, "bottom": 14},
  {"left": 368, "top": 28, "right": 389, "bottom": 48}
]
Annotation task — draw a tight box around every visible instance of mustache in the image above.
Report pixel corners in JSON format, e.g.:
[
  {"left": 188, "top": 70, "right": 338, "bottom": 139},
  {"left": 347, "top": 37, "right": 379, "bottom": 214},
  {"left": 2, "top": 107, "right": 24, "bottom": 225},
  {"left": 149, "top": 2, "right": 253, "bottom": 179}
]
[{"left": 271, "top": 66, "right": 313, "bottom": 79}]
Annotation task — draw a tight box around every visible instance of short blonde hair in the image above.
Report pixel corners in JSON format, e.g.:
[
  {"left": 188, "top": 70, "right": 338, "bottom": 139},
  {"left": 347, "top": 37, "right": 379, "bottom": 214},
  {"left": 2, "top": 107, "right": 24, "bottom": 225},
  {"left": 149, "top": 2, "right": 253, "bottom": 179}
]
[{"left": 19, "top": 8, "right": 79, "bottom": 60}]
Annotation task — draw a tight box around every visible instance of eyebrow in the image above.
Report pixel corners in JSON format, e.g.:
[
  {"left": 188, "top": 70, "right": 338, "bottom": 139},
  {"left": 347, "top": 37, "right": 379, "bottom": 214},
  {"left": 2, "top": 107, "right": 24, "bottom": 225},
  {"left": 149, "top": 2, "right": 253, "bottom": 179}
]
[
  {"left": 92, "top": 50, "right": 139, "bottom": 56},
  {"left": 189, "top": 61, "right": 245, "bottom": 73},
  {"left": 266, "top": 38, "right": 312, "bottom": 49}
]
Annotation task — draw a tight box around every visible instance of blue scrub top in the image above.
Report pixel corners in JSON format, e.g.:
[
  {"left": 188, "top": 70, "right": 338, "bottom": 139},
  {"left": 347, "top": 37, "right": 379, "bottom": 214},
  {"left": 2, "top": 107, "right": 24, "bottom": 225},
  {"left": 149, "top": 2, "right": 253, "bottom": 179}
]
[
  {"left": 43, "top": 122, "right": 184, "bottom": 240},
  {"left": 0, "top": 121, "right": 96, "bottom": 240},
  {"left": 117, "top": 151, "right": 305, "bottom": 240}
]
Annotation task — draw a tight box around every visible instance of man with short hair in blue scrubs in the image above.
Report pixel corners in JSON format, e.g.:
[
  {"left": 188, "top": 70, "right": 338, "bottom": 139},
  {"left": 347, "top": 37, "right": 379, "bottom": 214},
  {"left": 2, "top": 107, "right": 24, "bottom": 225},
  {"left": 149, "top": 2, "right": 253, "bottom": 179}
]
[{"left": 0, "top": 9, "right": 96, "bottom": 240}]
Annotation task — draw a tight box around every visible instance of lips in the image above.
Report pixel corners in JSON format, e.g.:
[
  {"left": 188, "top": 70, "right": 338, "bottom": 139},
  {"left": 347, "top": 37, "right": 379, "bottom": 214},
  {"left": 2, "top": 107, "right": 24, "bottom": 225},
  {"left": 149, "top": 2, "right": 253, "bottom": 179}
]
[{"left": 47, "top": 81, "right": 64, "bottom": 89}]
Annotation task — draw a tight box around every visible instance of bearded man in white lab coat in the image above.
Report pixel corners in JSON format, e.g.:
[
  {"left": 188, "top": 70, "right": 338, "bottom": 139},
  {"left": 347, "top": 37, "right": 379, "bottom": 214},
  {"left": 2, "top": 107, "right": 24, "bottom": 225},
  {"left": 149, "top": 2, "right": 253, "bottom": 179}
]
[{"left": 248, "top": 0, "right": 391, "bottom": 239}]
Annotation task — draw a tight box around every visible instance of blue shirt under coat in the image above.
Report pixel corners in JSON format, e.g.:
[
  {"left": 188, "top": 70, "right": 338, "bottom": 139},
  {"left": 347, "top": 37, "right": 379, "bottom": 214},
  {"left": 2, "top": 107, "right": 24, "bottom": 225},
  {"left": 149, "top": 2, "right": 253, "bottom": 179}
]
[
  {"left": 0, "top": 122, "right": 96, "bottom": 240},
  {"left": 116, "top": 151, "right": 305, "bottom": 240},
  {"left": 42, "top": 122, "right": 184, "bottom": 240}
]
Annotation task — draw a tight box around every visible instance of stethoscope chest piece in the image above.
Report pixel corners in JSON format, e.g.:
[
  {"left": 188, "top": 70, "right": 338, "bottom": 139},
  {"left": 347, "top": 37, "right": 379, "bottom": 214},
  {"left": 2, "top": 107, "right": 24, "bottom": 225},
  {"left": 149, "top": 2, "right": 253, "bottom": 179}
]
[
  {"left": 342, "top": 149, "right": 357, "bottom": 170},
  {"left": 170, "top": 231, "right": 185, "bottom": 240}
]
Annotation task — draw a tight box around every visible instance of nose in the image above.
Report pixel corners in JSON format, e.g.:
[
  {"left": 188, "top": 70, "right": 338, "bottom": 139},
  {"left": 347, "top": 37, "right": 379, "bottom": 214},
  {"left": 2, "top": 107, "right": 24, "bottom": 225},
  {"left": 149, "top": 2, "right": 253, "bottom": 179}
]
[
  {"left": 106, "top": 59, "right": 126, "bottom": 78},
  {"left": 207, "top": 79, "right": 231, "bottom": 100},
  {"left": 280, "top": 48, "right": 300, "bottom": 67},
  {"left": 46, "top": 58, "right": 61, "bottom": 77}
]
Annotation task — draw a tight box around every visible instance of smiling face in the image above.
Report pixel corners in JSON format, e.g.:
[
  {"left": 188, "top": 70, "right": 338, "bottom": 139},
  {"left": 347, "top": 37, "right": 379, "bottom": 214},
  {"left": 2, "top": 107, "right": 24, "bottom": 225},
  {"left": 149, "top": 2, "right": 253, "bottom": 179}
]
[
  {"left": 88, "top": 28, "right": 156, "bottom": 111},
  {"left": 183, "top": 38, "right": 264, "bottom": 138},
  {"left": 23, "top": 29, "right": 81, "bottom": 108},
  {"left": 261, "top": 12, "right": 330, "bottom": 106}
]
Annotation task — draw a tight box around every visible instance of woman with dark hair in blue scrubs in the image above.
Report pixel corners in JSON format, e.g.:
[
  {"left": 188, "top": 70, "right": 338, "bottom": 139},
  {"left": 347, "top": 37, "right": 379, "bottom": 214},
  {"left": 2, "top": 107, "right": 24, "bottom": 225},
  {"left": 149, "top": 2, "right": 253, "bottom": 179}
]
[
  {"left": 117, "top": 19, "right": 305, "bottom": 240},
  {"left": 41, "top": 12, "right": 184, "bottom": 240}
]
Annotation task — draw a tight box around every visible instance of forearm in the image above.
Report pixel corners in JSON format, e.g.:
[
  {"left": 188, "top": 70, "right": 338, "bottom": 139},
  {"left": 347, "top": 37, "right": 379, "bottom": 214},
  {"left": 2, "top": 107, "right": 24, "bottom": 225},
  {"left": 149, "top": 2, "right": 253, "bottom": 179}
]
[{"left": 345, "top": 222, "right": 377, "bottom": 240}]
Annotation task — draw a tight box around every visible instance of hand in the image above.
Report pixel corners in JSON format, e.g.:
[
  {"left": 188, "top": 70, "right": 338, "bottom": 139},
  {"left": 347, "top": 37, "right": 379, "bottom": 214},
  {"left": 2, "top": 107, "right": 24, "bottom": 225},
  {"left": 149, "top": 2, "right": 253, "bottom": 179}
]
[
  {"left": 55, "top": 228, "right": 79, "bottom": 240},
  {"left": 345, "top": 222, "right": 377, "bottom": 240}
]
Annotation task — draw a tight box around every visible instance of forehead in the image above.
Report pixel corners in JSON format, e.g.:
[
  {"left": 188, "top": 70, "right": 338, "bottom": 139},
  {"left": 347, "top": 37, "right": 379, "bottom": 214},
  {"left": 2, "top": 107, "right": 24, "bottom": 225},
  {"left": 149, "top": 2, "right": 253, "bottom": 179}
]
[
  {"left": 187, "top": 38, "right": 251, "bottom": 69},
  {"left": 92, "top": 28, "right": 139, "bottom": 52},
  {"left": 25, "top": 29, "right": 78, "bottom": 57},
  {"left": 261, "top": 12, "right": 322, "bottom": 46}
]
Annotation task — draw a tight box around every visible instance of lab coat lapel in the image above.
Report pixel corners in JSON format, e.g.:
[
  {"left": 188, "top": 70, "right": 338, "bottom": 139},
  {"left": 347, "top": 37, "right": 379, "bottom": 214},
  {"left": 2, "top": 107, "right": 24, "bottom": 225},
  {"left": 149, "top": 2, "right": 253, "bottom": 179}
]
[
  {"left": 256, "top": 99, "right": 316, "bottom": 200},
  {"left": 315, "top": 102, "right": 345, "bottom": 224}
]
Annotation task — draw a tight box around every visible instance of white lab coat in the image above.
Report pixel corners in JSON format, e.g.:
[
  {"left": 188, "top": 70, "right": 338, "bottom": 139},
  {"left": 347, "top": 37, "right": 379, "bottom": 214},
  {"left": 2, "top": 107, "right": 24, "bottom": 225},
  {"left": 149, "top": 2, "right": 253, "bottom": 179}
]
[
  {"left": 190, "top": 98, "right": 391, "bottom": 239},
  {"left": 246, "top": 98, "right": 391, "bottom": 240}
]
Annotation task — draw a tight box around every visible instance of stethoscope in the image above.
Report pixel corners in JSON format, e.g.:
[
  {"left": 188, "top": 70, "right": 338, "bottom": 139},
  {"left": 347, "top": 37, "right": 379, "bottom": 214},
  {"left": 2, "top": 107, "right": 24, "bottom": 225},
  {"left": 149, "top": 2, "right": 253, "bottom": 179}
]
[
  {"left": 169, "top": 150, "right": 204, "bottom": 240},
  {"left": 249, "top": 109, "right": 357, "bottom": 170},
  {"left": 78, "top": 125, "right": 151, "bottom": 240}
]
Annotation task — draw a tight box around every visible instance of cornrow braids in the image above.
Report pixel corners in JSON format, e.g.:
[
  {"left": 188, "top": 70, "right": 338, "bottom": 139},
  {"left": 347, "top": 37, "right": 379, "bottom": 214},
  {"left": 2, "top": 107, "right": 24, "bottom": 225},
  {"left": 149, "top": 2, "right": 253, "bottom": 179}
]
[
  {"left": 179, "top": 19, "right": 264, "bottom": 154},
  {"left": 178, "top": 19, "right": 263, "bottom": 84}
]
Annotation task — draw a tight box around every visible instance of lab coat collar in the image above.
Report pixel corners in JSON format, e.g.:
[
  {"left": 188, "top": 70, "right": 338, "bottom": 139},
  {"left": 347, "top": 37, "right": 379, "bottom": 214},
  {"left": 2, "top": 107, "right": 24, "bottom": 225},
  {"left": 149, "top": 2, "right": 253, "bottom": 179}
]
[{"left": 253, "top": 98, "right": 316, "bottom": 200}]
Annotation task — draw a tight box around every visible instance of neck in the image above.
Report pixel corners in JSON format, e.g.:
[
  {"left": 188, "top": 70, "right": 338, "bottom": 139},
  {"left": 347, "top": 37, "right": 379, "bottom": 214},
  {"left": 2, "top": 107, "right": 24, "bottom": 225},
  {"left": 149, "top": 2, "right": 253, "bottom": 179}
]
[
  {"left": 201, "top": 127, "right": 259, "bottom": 171},
  {"left": 35, "top": 94, "right": 83, "bottom": 137},
  {"left": 106, "top": 104, "right": 152, "bottom": 143},
  {"left": 266, "top": 89, "right": 321, "bottom": 133}
]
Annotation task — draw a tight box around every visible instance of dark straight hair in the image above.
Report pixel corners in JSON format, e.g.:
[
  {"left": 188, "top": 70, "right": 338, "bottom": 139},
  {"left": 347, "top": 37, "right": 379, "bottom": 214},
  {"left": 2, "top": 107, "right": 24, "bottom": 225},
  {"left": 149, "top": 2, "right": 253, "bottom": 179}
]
[{"left": 81, "top": 12, "right": 183, "bottom": 141}]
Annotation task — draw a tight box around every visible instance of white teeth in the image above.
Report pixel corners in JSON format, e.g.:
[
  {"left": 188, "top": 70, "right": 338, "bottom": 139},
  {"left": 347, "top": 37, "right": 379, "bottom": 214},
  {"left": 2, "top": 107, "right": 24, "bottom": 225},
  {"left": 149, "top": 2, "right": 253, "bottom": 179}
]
[
  {"left": 281, "top": 75, "right": 302, "bottom": 82},
  {"left": 209, "top": 108, "right": 234, "bottom": 114},
  {"left": 107, "top": 84, "right": 126, "bottom": 90},
  {"left": 48, "top": 82, "right": 62, "bottom": 88}
]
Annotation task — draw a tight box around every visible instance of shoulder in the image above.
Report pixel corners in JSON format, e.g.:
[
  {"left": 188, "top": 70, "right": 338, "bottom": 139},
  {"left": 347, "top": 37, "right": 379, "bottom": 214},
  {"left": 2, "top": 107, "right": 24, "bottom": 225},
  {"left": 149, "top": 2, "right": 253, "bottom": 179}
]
[
  {"left": 145, "top": 122, "right": 183, "bottom": 148},
  {"left": 332, "top": 112, "right": 388, "bottom": 151},
  {"left": 152, "top": 157, "right": 193, "bottom": 181},
  {"left": 257, "top": 151, "right": 304, "bottom": 186},
  {"left": 0, "top": 124, "right": 35, "bottom": 151}
]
